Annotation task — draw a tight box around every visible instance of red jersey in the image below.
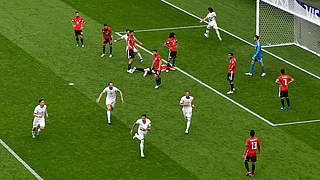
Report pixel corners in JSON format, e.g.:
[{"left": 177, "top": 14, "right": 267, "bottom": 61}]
[
  {"left": 72, "top": 16, "right": 85, "bottom": 30},
  {"left": 228, "top": 57, "right": 236, "bottom": 73},
  {"left": 277, "top": 75, "right": 292, "bottom": 91},
  {"left": 243, "top": 137, "right": 260, "bottom": 157},
  {"left": 127, "top": 36, "right": 135, "bottom": 50},
  {"left": 102, "top": 27, "right": 112, "bottom": 39},
  {"left": 165, "top": 38, "right": 178, "bottom": 51},
  {"left": 153, "top": 54, "right": 162, "bottom": 70}
]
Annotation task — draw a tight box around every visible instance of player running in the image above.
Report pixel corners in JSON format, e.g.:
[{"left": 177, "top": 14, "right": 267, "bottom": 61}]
[
  {"left": 275, "top": 69, "right": 294, "bottom": 110},
  {"left": 114, "top": 29, "right": 143, "bottom": 62},
  {"left": 164, "top": 32, "right": 178, "bottom": 67},
  {"left": 101, "top": 24, "right": 113, "bottom": 58},
  {"left": 227, "top": 53, "right": 236, "bottom": 94},
  {"left": 71, "top": 11, "right": 86, "bottom": 47},
  {"left": 130, "top": 114, "right": 151, "bottom": 158},
  {"left": 151, "top": 50, "right": 163, "bottom": 88},
  {"left": 32, "top": 99, "right": 48, "bottom": 138},
  {"left": 96, "top": 82, "right": 124, "bottom": 125},
  {"left": 200, "top": 7, "right": 222, "bottom": 40},
  {"left": 242, "top": 130, "right": 261, "bottom": 178},
  {"left": 245, "top": 35, "right": 266, "bottom": 77},
  {"left": 179, "top": 91, "right": 196, "bottom": 134}
]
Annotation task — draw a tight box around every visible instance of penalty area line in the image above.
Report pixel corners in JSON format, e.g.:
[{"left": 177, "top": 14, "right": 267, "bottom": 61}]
[
  {"left": 160, "top": 0, "right": 320, "bottom": 81},
  {"left": 0, "top": 139, "right": 43, "bottom": 180},
  {"left": 115, "top": 32, "right": 276, "bottom": 127},
  {"left": 116, "top": 25, "right": 207, "bottom": 33},
  {"left": 274, "top": 119, "right": 320, "bottom": 126}
]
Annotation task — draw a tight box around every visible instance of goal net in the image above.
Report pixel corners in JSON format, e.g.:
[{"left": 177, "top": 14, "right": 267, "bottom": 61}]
[{"left": 257, "top": 0, "right": 320, "bottom": 56}]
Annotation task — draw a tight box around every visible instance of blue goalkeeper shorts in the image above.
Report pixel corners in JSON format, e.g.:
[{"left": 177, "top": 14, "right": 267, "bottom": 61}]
[{"left": 252, "top": 57, "right": 263, "bottom": 63}]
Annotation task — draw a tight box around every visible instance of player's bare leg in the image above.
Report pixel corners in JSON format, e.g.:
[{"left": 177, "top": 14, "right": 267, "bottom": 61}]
[
  {"left": 136, "top": 49, "right": 143, "bottom": 62},
  {"left": 32, "top": 127, "right": 36, "bottom": 138},
  {"left": 106, "top": 104, "right": 113, "bottom": 124},
  {"left": 215, "top": 28, "right": 222, "bottom": 41},
  {"left": 80, "top": 35, "right": 84, "bottom": 47},
  {"left": 185, "top": 117, "right": 191, "bottom": 134},
  {"left": 127, "top": 58, "right": 133, "bottom": 73},
  {"left": 259, "top": 62, "right": 266, "bottom": 76}
]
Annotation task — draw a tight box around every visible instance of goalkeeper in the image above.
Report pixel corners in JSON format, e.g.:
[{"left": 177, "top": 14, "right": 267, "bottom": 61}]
[{"left": 245, "top": 35, "right": 266, "bottom": 77}]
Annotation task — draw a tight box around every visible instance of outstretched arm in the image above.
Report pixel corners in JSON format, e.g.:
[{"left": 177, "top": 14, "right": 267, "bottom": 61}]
[
  {"left": 200, "top": 16, "right": 208, "bottom": 23},
  {"left": 130, "top": 122, "right": 137, "bottom": 135},
  {"left": 96, "top": 91, "right": 104, "bottom": 103},
  {"left": 135, "top": 38, "right": 143, "bottom": 45}
]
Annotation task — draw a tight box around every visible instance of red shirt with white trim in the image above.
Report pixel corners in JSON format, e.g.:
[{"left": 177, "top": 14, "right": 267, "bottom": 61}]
[
  {"left": 102, "top": 26, "right": 112, "bottom": 39},
  {"left": 243, "top": 137, "right": 260, "bottom": 157},
  {"left": 72, "top": 16, "right": 85, "bottom": 30},
  {"left": 153, "top": 54, "right": 162, "bottom": 70},
  {"left": 228, "top": 57, "right": 236, "bottom": 73},
  {"left": 277, "top": 75, "right": 292, "bottom": 91},
  {"left": 165, "top": 38, "right": 178, "bottom": 51}
]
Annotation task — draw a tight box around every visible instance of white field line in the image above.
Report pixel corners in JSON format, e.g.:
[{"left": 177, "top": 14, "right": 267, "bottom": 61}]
[
  {"left": 115, "top": 32, "right": 276, "bottom": 127},
  {"left": 160, "top": 0, "right": 320, "bottom": 81},
  {"left": 117, "top": 25, "right": 206, "bottom": 33},
  {"left": 274, "top": 119, "right": 320, "bottom": 126},
  {"left": 0, "top": 139, "right": 43, "bottom": 180}
]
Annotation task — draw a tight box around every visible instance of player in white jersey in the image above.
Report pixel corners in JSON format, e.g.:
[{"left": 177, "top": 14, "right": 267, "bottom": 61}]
[
  {"left": 200, "top": 7, "right": 222, "bottom": 41},
  {"left": 179, "top": 91, "right": 196, "bottom": 134},
  {"left": 114, "top": 29, "right": 144, "bottom": 62},
  {"left": 32, "top": 99, "right": 48, "bottom": 138},
  {"left": 96, "top": 82, "right": 124, "bottom": 125},
  {"left": 130, "top": 114, "right": 151, "bottom": 158}
]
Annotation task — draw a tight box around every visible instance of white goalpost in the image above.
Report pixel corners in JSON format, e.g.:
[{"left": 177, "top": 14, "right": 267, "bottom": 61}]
[{"left": 256, "top": 0, "right": 320, "bottom": 56}]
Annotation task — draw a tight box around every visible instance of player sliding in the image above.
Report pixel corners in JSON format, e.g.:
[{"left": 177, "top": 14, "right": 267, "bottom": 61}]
[
  {"left": 227, "top": 53, "right": 236, "bottom": 94},
  {"left": 242, "top": 130, "right": 261, "bottom": 178},
  {"left": 101, "top": 24, "right": 113, "bottom": 58},
  {"left": 71, "top": 11, "right": 86, "bottom": 47},
  {"left": 151, "top": 50, "right": 162, "bottom": 88},
  {"left": 200, "top": 7, "right": 222, "bottom": 40},
  {"left": 130, "top": 114, "right": 151, "bottom": 158},
  {"left": 96, "top": 82, "right": 124, "bottom": 125},
  {"left": 245, "top": 35, "right": 266, "bottom": 77},
  {"left": 179, "top": 91, "right": 196, "bottom": 134},
  {"left": 132, "top": 64, "right": 169, "bottom": 77},
  {"left": 114, "top": 29, "right": 143, "bottom": 62},
  {"left": 164, "top": 32, "right": 178, "bottom": 67},
  {"left": 32, "top": 99, "right": 48, "bottom": 138},
  {"left": 275, "top": 69, "right": 294, "bottom": 110}
]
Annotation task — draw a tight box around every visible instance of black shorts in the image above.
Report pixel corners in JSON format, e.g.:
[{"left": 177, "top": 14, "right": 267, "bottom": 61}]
[
  {"left": 128, "top": 49, "right": 135, "bottom": 59},
  {"left": 74, "top": 30, "right": 83, "bottom": 36},
  {"left": 169, "top": 51, "right": 177, "bottom": 59},
  {"left": 227, "top": 73, "right": 234, "bottom": 81},
  {"left": 153, "top": 68, "right": 161, "bottom": 76},
  {"left": 103, "top": 38, "right": 112, "bottom": 45},
  {"left": 245, "top": 156, "right": 257, "bottom": 162},
  {"left": 280, "top": 91, "right": 288, "bottom": 98}
]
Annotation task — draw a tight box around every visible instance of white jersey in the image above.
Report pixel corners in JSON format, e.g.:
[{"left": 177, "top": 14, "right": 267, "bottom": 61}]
[
  {"left": 136, "top": 118, "right": 151, "bottom": 132},
  {"left": 207, "top": 12, "right": 216, "bottom": 23},
  {"left": 120, "top": 34, "right": 128, "bottom": 40},
  {"left": 103, "top": 86, "right": 120, "bottom": 101},
  {"left": 34, "top": 105, "right": 46, "bottom": 120},
  {"left": 180, "top": 96, "right": 194, "bottom": 112}
]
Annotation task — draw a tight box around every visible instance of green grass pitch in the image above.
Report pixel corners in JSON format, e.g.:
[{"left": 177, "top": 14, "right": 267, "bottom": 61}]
[{"left": 0, "top": 0, "right": 320, "bottom": 179}]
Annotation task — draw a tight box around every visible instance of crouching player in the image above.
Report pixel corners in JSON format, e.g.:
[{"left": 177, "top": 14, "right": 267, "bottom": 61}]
[
  {"left": 242, "top": 130, "right": 261, "bottom": 177},
  {"left": 130, "top": 114, "right": 151, "bottom": 158},
  {"left": 32, "top": 99, "right": 48, "bottom": 138}
]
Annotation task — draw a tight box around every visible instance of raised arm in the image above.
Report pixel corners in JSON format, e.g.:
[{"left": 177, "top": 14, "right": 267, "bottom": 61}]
[{"left": 130, "top": 122, "right": 137, "bottom": 135}]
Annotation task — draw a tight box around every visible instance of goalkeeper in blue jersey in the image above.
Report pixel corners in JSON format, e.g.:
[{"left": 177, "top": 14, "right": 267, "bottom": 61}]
[{"left": 245, "top": 35, "right": 266, "bottom": 77}]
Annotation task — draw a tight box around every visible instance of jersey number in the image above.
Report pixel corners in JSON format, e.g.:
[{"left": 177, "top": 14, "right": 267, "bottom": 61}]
[
  {"left": 283, "top": 79, "right": 288, "bottom": 85},
  {"left": 251, "top": 142, "right": 257, "bottom": 150}
]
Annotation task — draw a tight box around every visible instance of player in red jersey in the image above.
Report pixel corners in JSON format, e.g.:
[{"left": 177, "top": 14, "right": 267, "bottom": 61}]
[
  {"left": 275, "top": 69, "right": 294, "bottom": 110},
  {"left": 164, "top": 32, "right": 178, "bottom": 68},
  {"left": 127, "top": 30, "right": 136, "bottom": 73},
  {"left": 242, "top": 130, "right": 261, "bottom": 178},
  {"left": 151, "top": 50, "right": 163, "bottom": 89},
  {"left": 226, "top": 53, "right": 236, "bottom": 94},
  {"left": 71, "top": 12, "right": 86, "bottom": 47},
  {"left": 101, "top": 24, "right": 113, "bottom": 58}
]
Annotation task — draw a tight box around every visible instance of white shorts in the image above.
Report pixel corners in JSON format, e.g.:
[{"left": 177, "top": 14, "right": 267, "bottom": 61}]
[
  {"left": 33, "top": 118, "right": 45, "bottom": 128},
  {"left": 137, "top": 129, "right": 147, "bottom": 140},
  {"left": 106, "top": 98, "right": 116, "bottom": 108},
  {"left": 183, "top": 110, "right": 192, "bottom": 119},
  {"left": 207, "top": 21, "right": 218, "bottom": 29}
]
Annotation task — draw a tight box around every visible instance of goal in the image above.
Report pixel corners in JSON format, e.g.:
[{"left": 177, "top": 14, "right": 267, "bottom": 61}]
[{"left": 256, "top": 0, "right": 320, "bottom": 56}]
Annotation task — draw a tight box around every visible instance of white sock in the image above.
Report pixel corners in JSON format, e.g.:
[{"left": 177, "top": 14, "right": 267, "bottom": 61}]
[
  {"left": 140, "top": 140, "right": 144, "bottom": 155},
  {"left": 32, "top": 131, "right": 35, "bottom": 135},
  {"left": 186, "top": 118, "right": 191, "bottom": 132},
  {"left": 206, "top": 29, "right": 210, "bottom": 36},
  {"left": 107, "top": 110, "right": 111, "bottom": 123},
  {"left": 38, "top": 128, "right": 41, "bottom": 133},
  {"left": 137, "top": 52, "right": 142, "bottom": 59},
  {"left": 215, "top": 29, "right": 220, "bottom": 38}
]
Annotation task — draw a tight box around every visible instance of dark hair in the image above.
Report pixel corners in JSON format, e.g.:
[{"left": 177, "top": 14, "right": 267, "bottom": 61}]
[
  {"left": 108, "top": 82, "right": 113, "bottom": 85},
  {"left": 186, "top": 90, "right": 190, "bottom": 93},
  {"left": 75, "top": 11, "right": 79, "bottom": 14},
  {"left": 129, "top": 30, "right": 134, "bottom": 33},
  {"left": 208, "top": 8, "right": 213, "bottom": 12},
  {"left": 169, "top": 32, "right": 175, "bottom": 38},
  {"left": 281, "top": 69, "right": 285, "bottom": 74},
  {"left": 125, "top": 29, "right": 129, "bottom": 32},
  {"left": 250, "top": 130, "right": 255, "bottom": 137},
  {"left": 39, "top": 99, "right": 44, "bottom": 103},
  {"left": 255, "top": 35, "right": 260, "bottom": 40},
  {"left": 153, "top": 49, "right": 158, "bottom": 52},
  {"left": 104, "top": 24, "right": 107, "bottom": 27},
  {"left": 141, "top": 114, "right": 147, "bottom": 117},
  {"left": 228, "top": 52, "right": 233, "bottom": 56}
]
